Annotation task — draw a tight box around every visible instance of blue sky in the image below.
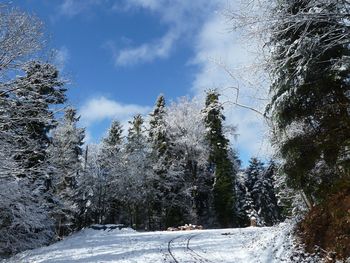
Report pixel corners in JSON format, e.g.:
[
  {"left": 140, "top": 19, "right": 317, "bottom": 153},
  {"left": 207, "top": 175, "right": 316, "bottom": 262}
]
[{"left": 17, "top": 0, "right": 271, "bottom": 165}]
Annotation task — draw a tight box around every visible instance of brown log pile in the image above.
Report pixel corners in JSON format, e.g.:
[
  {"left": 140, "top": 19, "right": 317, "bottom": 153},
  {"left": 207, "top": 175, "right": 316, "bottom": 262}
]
[{"left": 167, "top": 224, "right": 203, "bottom": 231}]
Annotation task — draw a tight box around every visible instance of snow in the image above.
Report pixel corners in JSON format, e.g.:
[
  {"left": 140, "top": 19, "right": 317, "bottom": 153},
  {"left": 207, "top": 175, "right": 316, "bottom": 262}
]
[{"left": 3, "top": 223, "right": 296, "bottom": 263}]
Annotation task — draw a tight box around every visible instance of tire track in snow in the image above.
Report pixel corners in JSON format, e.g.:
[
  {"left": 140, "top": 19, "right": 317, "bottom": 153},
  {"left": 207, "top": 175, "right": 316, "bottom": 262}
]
[
  {"left": 186, "top": 234, "right": 213, "bottom": 263},
  {"left": 167, "top": 235, "right": 182, "bottom": 263},
  {"left": 167, "top": 233, "right": 213, "bottom": 263}
]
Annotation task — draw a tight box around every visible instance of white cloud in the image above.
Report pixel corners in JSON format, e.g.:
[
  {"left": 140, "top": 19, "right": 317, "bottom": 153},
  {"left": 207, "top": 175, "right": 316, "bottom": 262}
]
[
  {"left": 119, "top": 0, "right": 160, "bottom": 11},
  {"left": 58, "top": 0, "right": 104, "bottom": 17},
  {"left": 109, "top": 1, "right": 220, "bottom": 67},
  {"left": 79, "top": 96, "right": 151, "bottom": 126},
  {"left": 115, "top": 31, "right": 177, "bottom": 66}
]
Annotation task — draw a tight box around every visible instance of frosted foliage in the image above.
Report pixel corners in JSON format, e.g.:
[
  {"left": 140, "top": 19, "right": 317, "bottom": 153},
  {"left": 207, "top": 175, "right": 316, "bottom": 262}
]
[
  {"left": 0, "top": 4, "right": 43, "bottom": 79},
  {"left": 49, "top": 111, "right": 84, "bottom": 192},
  {"left": 273, "top": 167, "right": 308, "bottom": 218},
  {"left": 166, "top": 97, "right": 209, "bottom": 166},
  {"left": 0, "top": 179, "right": 54, "bottom": 255},
  {"left": 76, "top": 144, "right": 103, "bottom": 223},
  {"left": 48, "top": 108, "right": 85, "bottom": 235}
]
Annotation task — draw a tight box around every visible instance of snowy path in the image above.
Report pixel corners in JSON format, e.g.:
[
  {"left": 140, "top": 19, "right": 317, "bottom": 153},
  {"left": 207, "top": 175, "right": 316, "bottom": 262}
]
[{"left": 4, "top": 224, "right": 294, "bottom": 263}]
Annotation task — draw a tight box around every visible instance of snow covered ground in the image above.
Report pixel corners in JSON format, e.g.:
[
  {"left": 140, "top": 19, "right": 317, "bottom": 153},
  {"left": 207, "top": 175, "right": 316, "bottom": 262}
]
[{"left": 4, "top": 223, "right": 296, "bottom": 263}]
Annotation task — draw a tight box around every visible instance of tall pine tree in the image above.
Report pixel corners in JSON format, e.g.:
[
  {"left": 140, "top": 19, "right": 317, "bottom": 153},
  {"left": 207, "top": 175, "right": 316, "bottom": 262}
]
[
  {"left": 49, "top": 107, "right": 85, "bottom": 236},
  {"left": 123, "top": 114, "right": 154, "bottom": 229},
  {"left": 203, "top": 90, "right": 235, "bottom": 227},
  {"left": 98, "top": 120, "right": 124, "bottom": 223},
  {"left": 0, "top": 61, "right": 67, "bottom": 254},
  {"left": 148, "top": 95, "right": 170, "bottom": 229}
]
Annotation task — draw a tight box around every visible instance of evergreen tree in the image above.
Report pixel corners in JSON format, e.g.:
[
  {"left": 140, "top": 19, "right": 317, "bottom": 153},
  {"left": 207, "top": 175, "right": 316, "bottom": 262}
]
[
  {"left": 49, "top": 107, "right": 85, "bottom": 235},
  {"left": 149, "top": 95, "right": 168, "bottom": 158},
  {"left": 243, "top": 158, "right": 265, "bottom": 225},
  {"left": 266, "top": 0, "right": 350, "bottom": 202},
  {"left": 12, "top": 61, "right": 66, "bottom": 176},
  {"left": 251, "top": 160, "right": 281, "bottom": 226},
  {"left": 148, "top": 95, "right": 170, "bottom": 229},
  {"left": 0, "top": 61, "right": 66, "bottom": 254},
  {"left": 50, "top": 107, "right": 84, "bottom": 189},
  {"left": 98, "top": 120, "right": 124, "bottom": 223},
  {"left": 123, "top": 114, "right": 155, "bottom": 229},
  {"left": 235, "top": 171, "right": 250, "bottom": 226},
  {"left": 242, "top": 158, "right": 281, "bottom": 226},
  {"left": 203, "top": 90, "right": 235, "bottom": 227},
  {"left": 75, "top": 144, "right": 101, "bottom": 227}
]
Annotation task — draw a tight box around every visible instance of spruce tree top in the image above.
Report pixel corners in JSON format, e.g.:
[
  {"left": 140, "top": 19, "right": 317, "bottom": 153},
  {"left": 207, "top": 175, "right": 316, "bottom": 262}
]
[
  {"left": 128, "top": 114, "right": 144, "bottom": 141},
  {"left": 64, "top": 107, "right": 80, "bottom": 124},
  {"left": 203, "top": 89, "right": 229, "bottom": 160},
  {"left": 16, "top": 61, "right": 66, "bottom": 105},
  {"left": 103, "top": 120, "right": 123, "bottom": 148}
]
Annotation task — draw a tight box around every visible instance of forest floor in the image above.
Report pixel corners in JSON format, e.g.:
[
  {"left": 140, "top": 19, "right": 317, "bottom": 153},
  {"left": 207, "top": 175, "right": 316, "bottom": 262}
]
[{"left": 3, "top": 223, "right": 305, "bottom": 263}]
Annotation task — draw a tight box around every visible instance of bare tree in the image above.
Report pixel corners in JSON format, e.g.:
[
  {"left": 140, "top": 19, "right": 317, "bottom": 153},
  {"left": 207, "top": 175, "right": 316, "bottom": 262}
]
[{"left": 0, "top": 4, "right": 44, "bottom": 80}]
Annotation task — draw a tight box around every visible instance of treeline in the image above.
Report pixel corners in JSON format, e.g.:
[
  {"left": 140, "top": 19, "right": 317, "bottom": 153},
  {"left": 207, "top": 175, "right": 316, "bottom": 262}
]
[{"left": 72, "top": 95, "right": 283, "bottom": 232}]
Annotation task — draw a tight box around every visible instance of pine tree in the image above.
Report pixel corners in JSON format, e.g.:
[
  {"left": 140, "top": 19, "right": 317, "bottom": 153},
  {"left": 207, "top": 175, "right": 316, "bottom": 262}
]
[
  {"left": 50, "top": 107, "right": 84, "bottom": 189},
  {"left": 123, "top": 114, "right": 154, "bottom": 229},
  {"left": 251, "top": 161, "right": 281, "bottom": 226},
  {"left": 75, "top": 144, "right": 101, "bottom": 227},
  {"left": 49, "top": 107, "right": 85, "bottom": 236},
  {"left": 102, "top": 121, "right": 123, "bottom": 149},
  {"left": 266, "top": 0, "right": 350, "bottom": 202},
  {"left": 0, "top": 61, "right": 66, "bottom": 254},
  {"left": 243, "top": 158, "right": 265, "bottom": 225},
  {"left": 0, "top": 6, "right": 70, "bottom": 254},
  {"left": 149, "top": 95, "right": 168, "bottom": 158},
  {"left": 243, "top": 158, "right": 281, "bottom": 226},
  {"left": 11, "top": 61, "right": 66, "bottom": 178},
  {"left": 148, "top": 95, "right": 170, "bottom": 229},
  {"left": 203, "top": 90, "right": 235, "bottom": 227},
  {"left": 98, "top": 120, "right": 124, "bottom": 223},
  {"left": 235, "top": 171, "right": 250, "bottom": 226}
]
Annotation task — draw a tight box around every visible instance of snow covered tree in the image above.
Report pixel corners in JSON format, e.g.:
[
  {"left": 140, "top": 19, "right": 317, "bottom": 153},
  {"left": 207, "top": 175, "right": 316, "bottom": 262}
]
[
  {"left": 11, "top": 61, "right": 66, "bottom": 178},
  {"left": 0, "top": 180, "right": 54, "bottom": 256},
  {"left": 149, "top": 95, "right": 169, "bottom": 159},
  {"left": 148, "top": 95, "right": 170, "bottom": 229},
  {"left": 166, "top": 97, "right": 211, "bottom": 227},
  {"left": 240, "top": 158, "right": 281, "bottom": 226},
  {"left": 265, "top": 0, "right": 350, "bottom": 202},
  {"left": 49, "top": 107, "right": 85, "bottom": 236},
  {"left": 122, "top": 114, "right": 155, "bottom": 229},
  {"left": 251, "top": 161, "right": 281, "bottom": 226},
  {"left": 0, "top": 4, "right": 43, "bottom": 80},
  {"left": 203, "top": 90, "right": 235, "bottom": 227},
  {"left": 273, "top": 164, "right": 308, "bottom": 219},
  {"left": 101, "top": 121, "right": 123, "bottom": 155},
  {"left": 50, "top": 107, "right": 84, "bottom": 189},
  {"left": 242, "top": 158, "right": 265, "bottom": 225},
  {"left": 0, "top": 61, "right": 67, "bottom": 256},
  {"left": 235, "top": 171, "right": 250, "bottom": 226},
  {"left": 98, "top": 120, "right": 124, "bottom": 223},
  {"left": 76, "top": 132, "right": 124, "bottom": 227},
  {"left": 75, "top": 144, "right": 102, "bottom": 227}
]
